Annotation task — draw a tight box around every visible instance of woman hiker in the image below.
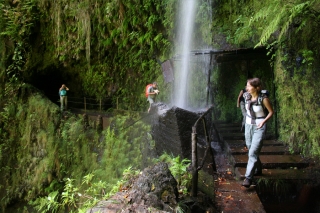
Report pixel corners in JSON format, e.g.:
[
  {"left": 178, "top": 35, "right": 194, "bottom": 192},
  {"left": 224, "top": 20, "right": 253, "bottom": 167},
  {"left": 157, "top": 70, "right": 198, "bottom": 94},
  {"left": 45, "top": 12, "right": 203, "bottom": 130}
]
[
  {"left": 59, "top": 84, "right": 69, "bottom": 111},
  {"left": 146, "top": 82, "right": 159, "bottom": 113},
  {"left": 241, "top": 78, "right": 274, "bottom": 188}
]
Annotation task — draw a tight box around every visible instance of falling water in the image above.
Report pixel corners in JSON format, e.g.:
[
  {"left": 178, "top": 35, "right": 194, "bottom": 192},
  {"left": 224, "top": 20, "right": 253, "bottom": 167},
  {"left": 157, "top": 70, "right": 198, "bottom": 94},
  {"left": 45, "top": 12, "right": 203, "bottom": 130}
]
[{"left": 173, "top": 0, "right": 197, "bottom": 109}]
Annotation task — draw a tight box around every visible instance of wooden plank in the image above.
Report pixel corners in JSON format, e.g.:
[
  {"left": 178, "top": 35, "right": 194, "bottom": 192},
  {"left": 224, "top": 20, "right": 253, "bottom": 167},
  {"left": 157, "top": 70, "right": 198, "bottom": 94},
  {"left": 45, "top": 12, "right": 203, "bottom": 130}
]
[
  {"left": 214, "top": 122, "right": 241, "bottom": 128},
  {"left": 221, "top": 133, "right": 276, "bottom": 140},
  {"left": 225, "top": 140, "right": 284, "bottom": 147},
  {"left": 220, "top": 132, "right": 245, "bottom": 140},
  {"left": 230, "top": 146, "right": 288, "bottom": 155},
  {"left": 217, "top": 126, "right": 242, "bottom": 133},
  {"left": 235, "top": 167, "right": 311, "bottom": 180},
  {"left": 233, "top": 155, "right": 309, "bottom": 169}
]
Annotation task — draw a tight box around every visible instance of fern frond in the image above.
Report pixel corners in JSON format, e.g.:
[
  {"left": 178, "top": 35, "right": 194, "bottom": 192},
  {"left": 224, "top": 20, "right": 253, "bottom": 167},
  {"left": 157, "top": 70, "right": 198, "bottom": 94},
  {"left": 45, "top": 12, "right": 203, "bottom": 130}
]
[
  {"left": 254, "top": 1, "right": 314, "bottom": 48},
  {"left": 255, "top": 5, "right": 287, "bottom": 48},
  {"left": 277, "top": 1, "right": 313, "bottom": 46}
]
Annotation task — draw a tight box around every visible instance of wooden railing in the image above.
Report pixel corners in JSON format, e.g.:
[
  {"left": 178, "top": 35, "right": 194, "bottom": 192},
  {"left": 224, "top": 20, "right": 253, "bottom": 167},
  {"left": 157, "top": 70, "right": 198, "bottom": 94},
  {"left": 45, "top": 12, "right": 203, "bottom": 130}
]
[
  {"left": 47, "top": 93, "right": 114, "bottom": 112},
  {"left": 191, "top": 105, "right": 220, "bottom": 197}
]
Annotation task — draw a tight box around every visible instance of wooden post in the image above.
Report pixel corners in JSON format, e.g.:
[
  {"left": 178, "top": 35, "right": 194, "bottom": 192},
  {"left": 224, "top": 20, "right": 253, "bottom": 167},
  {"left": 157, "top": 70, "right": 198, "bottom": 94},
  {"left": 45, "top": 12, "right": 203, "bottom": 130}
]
[
  {"left": 207, "top": 54, "right": 213, "bottom": 106},
  {"left": 117, "top": 97, "right": 119, "bottom": 110},
  {"left": 191, "top": 126, "right": 198, "bottom": 197},
  {"left": 191, "top": 105, "right": 215, "bottom": 197},
  {"left": 202, "top": 118, "right": 217, "bottom": 171}
]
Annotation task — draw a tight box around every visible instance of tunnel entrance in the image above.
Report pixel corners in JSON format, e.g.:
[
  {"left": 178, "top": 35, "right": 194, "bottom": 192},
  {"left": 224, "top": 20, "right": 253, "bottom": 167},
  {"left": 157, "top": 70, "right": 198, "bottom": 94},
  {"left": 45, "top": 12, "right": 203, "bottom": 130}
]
[
  {"left": 26, "top": 65, "right": 70, "bottom": 106},
  {"left": 26, "top": 66, "right": 113, "bottom": 111}
]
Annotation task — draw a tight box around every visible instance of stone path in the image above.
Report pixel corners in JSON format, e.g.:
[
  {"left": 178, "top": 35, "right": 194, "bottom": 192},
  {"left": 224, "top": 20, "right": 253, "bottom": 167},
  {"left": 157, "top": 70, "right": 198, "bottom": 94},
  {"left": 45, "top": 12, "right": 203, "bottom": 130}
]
[{"left": 213, "top": 121, "right": 312, "bottom": 213}]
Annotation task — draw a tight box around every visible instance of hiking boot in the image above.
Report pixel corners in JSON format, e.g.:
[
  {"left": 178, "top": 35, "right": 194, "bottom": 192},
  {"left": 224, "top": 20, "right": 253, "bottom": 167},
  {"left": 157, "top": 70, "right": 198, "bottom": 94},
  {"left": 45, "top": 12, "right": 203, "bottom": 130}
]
[{"left": 241, "top": 178, "right": 252, "bottom": 188}]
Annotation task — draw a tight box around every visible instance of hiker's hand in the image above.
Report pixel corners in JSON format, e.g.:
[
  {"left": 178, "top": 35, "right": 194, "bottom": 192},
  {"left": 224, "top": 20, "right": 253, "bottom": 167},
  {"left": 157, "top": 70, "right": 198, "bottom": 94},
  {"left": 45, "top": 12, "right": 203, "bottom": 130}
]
[
  {"left": 154, "top": 90, "right": 159, "bottom": 94},
  {"left": 257, "top": 122, "right": 264, "bottom": 129}
]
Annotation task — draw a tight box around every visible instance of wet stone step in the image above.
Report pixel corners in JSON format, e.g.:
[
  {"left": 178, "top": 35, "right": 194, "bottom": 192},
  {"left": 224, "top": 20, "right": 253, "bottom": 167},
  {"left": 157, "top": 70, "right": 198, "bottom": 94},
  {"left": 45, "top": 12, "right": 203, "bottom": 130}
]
[
  {"left": 230, "top": 146, "right": 288, "bottom": 155},
  {"left": 225, "top": 140, "right": 284, "bottom": 147},
  {"left": 235, "top": 167, "right": 311, "bottom": 180},
  {"left": 216, "top": 126, "right": 242, "bottom": 133},
  {"left": 217, "top": 126, "right": 275, "bottom": 136},
  {"left": 233, "top": 155, "right": 309, "bottom": 169},
  {"left": 220, "top": 133, "right": 276, "bottom": 140},
  {"left": 214, "top": 122, "right": 241, "bottom": 128},
  {"left": 220, "top": 132, "right": 245, "bottom": 140}
]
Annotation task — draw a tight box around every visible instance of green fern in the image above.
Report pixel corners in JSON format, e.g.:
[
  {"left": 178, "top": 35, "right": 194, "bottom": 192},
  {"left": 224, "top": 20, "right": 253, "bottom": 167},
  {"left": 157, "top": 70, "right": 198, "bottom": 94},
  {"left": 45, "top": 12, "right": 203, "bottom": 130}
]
[
  {"left": 254, "top": 1, "right": 314, "bottom": 48},
  {"left": 158, "top": 153, "right": 192, "bottom": 195}
]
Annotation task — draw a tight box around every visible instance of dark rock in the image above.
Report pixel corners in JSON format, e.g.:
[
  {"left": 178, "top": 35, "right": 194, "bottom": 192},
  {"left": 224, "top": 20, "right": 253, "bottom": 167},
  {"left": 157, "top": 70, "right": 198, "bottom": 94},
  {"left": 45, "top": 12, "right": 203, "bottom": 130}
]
[
  {"left": 152, "top": 104, "right": 211, "bottom": 160},
  {"left": 87, "top": 162, "right": 178, "bottom": 213}
]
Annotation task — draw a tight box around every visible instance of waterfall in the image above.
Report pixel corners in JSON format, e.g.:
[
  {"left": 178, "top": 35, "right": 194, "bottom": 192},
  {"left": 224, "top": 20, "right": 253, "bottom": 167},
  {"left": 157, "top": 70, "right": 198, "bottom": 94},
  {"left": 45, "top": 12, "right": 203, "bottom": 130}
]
[{"left": 172, "top": 0, "right": 197, "bottom": 109}]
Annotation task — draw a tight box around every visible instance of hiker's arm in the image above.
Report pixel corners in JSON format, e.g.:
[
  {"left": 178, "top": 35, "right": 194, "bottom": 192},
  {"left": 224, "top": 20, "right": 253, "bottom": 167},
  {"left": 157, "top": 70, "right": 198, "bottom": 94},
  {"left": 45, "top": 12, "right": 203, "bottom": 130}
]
[
  {"left": 257, "top": 98, "right": 274, "bottom": 128},
  {"left": 237, "top": 90, "right": 243, "bottom": 107},
  {"left": 148, "top": 87, "right": 159, "bottom": 95},
  {"left": 148, "top": 90, "right": 156, "bottom": 95}
]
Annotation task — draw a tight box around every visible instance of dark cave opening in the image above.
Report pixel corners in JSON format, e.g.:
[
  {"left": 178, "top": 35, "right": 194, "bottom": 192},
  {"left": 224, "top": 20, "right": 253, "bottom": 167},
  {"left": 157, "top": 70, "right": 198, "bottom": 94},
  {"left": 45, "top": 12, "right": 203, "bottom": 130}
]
[
  {"left": 26, "top": 66, "right": 113, "bottom": 111},
  {"left": 26, "top": 66, "right": 69, "bottom": 107}
]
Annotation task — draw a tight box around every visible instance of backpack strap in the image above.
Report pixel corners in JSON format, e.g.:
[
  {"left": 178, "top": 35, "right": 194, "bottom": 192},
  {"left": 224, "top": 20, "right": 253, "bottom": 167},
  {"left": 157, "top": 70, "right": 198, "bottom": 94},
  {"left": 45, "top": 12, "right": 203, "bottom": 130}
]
[{"left": 257, "top": 93, "right": 267, "bottom": 105}]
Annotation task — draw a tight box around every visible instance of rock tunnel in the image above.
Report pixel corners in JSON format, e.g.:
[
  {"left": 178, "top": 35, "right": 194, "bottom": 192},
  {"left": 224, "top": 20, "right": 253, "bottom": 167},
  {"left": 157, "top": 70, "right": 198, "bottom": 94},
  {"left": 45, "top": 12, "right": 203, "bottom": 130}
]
[{"left": 26, "top": 65, "right": 113, "bottom": 111}]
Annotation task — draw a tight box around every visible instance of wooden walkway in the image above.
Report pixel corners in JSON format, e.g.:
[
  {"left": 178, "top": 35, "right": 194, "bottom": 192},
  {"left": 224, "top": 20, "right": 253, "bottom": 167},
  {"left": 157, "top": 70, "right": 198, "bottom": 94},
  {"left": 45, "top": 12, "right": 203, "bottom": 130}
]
[{"left": 213, "top": 121, "right": 312, "bottom": 213}]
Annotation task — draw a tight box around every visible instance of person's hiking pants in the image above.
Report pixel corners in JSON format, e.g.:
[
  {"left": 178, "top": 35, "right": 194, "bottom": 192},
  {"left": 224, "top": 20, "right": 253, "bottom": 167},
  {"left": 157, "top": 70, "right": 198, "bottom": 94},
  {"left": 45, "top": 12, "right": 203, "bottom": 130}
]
[
  {"left": 244, "top": 123, "right": 265, "bottom": 180},
  {"left": 60, "top": 96, "right": 68, "bottom": 111}
]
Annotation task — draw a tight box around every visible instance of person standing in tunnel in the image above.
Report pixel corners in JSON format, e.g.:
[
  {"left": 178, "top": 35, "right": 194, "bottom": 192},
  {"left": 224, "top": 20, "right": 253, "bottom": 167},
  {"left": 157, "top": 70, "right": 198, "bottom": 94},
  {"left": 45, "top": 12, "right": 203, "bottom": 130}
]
[
  {"left": 59, "top": 84, "right": 69, "bottom": 111},
  {"left": 241, "top": 78, "right": 273, "bottom": 188},
  {"left": 237, "top": 86, "right": 247, "bottom": 132},
  {"left": 147, "top": 82, "right": 159, "bottom": 113}
]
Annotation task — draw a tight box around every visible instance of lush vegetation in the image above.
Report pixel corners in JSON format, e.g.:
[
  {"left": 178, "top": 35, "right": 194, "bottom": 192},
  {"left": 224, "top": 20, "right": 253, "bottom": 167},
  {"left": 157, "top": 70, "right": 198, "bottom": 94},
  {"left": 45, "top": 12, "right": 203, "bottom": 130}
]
[
  {"left": 0, "top": 0, "right": 213, "bottom": 211},
  {"left": 0, "top": 86, "right": 159, "bottom": 212},
  {"left": 1, "top": 0, "right": 320, "bottom": 211},
  {"left": 210, "top": 0, "right": 320, "bottom": 157}
]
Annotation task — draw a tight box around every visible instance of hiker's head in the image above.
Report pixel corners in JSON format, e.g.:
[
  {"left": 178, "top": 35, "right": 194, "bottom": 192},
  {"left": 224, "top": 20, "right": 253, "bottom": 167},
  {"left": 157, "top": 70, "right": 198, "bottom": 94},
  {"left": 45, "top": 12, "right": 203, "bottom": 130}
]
[
  {"left": 152, "top": 82, "right": 157, "bottom": 88},
  {"left": 62, "top": 84, "right": 66, "bottom": 89},
  {"left": 246, "top": 78, "right": 262, "bottom": 94}
]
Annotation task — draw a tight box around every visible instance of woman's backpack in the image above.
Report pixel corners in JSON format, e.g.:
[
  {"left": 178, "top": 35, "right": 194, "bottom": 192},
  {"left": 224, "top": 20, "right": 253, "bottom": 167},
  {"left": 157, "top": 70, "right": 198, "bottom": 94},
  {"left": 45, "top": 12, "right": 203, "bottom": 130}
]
[
  {"left": 257, "top": 90, "right": 270, "bottom": 115},
  {"left": 145, "top": 84, "right": 153, "bottom": 98}
]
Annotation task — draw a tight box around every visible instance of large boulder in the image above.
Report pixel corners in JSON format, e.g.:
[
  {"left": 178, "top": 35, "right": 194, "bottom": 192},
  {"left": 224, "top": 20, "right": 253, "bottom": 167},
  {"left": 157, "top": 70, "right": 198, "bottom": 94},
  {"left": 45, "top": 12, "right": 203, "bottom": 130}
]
[{"left": 87, "top": 162, "right": 178, "bottom": 213}]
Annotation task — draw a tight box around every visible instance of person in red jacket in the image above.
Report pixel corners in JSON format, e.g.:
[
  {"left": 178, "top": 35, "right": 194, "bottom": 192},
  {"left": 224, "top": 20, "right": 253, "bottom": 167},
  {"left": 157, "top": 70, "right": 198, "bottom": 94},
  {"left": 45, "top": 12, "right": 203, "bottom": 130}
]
[{"left": 147, "top": 82, "right": 159, "bottom": 113}]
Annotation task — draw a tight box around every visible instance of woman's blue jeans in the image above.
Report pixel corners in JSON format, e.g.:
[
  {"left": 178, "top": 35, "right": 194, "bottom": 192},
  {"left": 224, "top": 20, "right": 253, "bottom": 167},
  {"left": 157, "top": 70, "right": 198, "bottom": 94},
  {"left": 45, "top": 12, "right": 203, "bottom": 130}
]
[{"left": 244, "top": 123, "right": 265, "bottom": 180}]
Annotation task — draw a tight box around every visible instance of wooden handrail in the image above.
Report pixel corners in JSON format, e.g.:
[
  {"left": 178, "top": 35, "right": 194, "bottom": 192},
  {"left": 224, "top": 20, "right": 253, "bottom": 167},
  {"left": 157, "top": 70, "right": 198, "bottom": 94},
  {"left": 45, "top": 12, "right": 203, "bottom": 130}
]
[{"left": 191, "top": 105, "right": 219, "bottom": 197}]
